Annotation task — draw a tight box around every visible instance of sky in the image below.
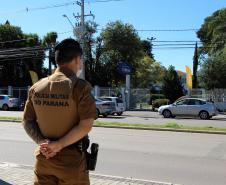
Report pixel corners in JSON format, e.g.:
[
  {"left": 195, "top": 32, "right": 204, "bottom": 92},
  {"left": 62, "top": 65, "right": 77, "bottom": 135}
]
[{"left": 0, "top": 0, "right": 225, "bottom": 71}]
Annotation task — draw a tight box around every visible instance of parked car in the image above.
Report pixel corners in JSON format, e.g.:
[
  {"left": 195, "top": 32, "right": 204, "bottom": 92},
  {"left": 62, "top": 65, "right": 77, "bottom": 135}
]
[
  {"left": 0, "top": 95, "right": 21, "bottom": 111},
  {"left": 100, "top": 97, "right": 125, "bottom": 116},
  {"left": 95, "top": 98, "right": 115, "bottom": 117},
  {"left": 158, "top": 98, "right": 218, "bottom": 120}
]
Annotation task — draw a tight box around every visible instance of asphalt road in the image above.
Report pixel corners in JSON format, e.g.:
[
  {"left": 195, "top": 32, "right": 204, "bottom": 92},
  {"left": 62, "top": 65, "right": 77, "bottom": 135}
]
[
  {"left": 1, "top": 110, "right": 226, "bottom": 128},
  {"left": 0, "top": 122, "right": 226, "bottom": 185}
]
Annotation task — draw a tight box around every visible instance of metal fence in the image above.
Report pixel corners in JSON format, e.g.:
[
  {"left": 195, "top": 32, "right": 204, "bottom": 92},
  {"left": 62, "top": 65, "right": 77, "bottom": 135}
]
[
  {"left": 0, "top": 86, "right": 29, "bottom": 102},
  {"left": 0, "top": 87, "right": 8, "bottom": 95},
  {"left": 96, "top": 87, "right": 151, "bottom": 110},
  {"left": 98, "top": 87, "right": 122, "bottom": 97},
  {"left": 130, "top": 88, "right": 150, "bottom": 109},
  {"left": 3, "top": 86, "right": 225, "bottom": 111},
  {"left": 12, "top": 87, "right": 29, "bottom": 101},
  {"left": 191, "top": 89, "right": 226, "bottom": 110},
  {"left": 191, "top": 89, "right": 226, "bottom": 102}
]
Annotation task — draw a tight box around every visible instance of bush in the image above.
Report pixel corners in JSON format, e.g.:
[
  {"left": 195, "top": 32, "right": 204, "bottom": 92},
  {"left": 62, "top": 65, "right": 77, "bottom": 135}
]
[
  {"left": 150, "top": 94, "right": 165, "bottom": 104},
  {"left": 152, "top": 99, "right": 170, "bottom": 110}
]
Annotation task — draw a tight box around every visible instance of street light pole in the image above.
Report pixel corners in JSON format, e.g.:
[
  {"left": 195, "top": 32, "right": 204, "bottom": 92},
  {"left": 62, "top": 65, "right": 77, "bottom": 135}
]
[{"left": 62, "top": 14, "right": 76, "bottom": 30}]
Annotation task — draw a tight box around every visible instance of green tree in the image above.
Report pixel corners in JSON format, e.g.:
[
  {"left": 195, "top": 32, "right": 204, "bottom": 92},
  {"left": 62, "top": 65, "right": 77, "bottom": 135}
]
[
  {"left": 134, "top": 56, "right": 165, "bottom": 88},
  {"left": 193, "top": 42, "right": 199, "bottom": 88},
  {"left": 199, "top": 50, "right": 226, "bottom": 89},
  {"left": 141, "top": 40, "right": 154, "bottom": 59},
  {"left": 197, "top": 8, "right": 226, "bottom": 89},
  {"left": 43, "top": 32, "right": 58, "bottom": 69},
  {"left": 0, "top": 21, "right": 23, "bottom": 49},
  {"left": 0, "top": 21, "right": 45, "bottom": 87},
  {"left": 74, "top": 21, "right": 99, "bottom": 85},
  {"left": 43, "top": 32, "right": 57, "bottom": 46},
  {"left": 197, "top": 8, "right": 226, "bottom": 55},
  {"left": 96, "top": 21, "right": 143, "bottom": 86},
  {"left": 162, "top": 66, "right": 184, "bottom": 103}
]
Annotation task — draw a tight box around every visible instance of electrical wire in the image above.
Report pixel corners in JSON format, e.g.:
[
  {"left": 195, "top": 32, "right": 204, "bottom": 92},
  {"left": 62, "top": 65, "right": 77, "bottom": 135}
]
[
  {"left": 0, "top": 1, "right": 76, "bottom": 15},
  {"left": 0, "top": 46, "right": 46, "bottom": 54},
  {"left": 138, "top": 29, "right": 198, "bottom": 32},
  {"left": 0, "top": 56, "right": 46, "bottom": 62},
  {"left": 86, "top": 0, "right": 125, "bottom": 3}
]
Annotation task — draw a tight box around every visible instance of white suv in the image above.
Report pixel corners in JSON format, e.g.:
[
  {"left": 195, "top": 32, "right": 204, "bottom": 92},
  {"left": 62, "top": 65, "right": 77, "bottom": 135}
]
[
  {"left": 0, "top": 95, "right": 21, "bottom": 111},
  {"left": 101, "top": 97, "right": 125, "bottom": 116}
]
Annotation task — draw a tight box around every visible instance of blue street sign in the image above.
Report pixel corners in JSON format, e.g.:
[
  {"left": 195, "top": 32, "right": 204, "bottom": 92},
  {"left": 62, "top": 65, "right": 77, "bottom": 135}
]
[{"left": 117, "top": 62, "right": 133, "bottom": 75}]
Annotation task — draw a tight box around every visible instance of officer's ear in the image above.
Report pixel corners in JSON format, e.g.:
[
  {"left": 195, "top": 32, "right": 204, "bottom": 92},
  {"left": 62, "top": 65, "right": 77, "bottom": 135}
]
[{"left": 75, "top": 56, "right": 82, "bottom": 66}]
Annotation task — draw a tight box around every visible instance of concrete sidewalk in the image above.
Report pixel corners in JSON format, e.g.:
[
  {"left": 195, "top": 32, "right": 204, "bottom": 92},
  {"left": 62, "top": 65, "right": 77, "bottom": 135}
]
[{"left": 0, "top": 162, "right": 175, "bottom": 185}]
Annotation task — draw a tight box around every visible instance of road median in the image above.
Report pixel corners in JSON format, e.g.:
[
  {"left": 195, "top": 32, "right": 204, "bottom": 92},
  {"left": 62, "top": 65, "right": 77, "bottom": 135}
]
[{"left": 1, "top": 116, "right": 226, "bottom": 135}]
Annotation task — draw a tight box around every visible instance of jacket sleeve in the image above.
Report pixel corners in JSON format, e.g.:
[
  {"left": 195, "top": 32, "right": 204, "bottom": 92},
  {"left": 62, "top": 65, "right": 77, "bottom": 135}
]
[{"left": 77, "top": 83, "right": 97, "bottom": 120}]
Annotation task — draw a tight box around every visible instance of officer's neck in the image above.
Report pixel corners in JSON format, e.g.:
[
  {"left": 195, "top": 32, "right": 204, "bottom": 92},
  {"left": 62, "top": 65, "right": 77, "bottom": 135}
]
[{"left": 56, "top": 66, "right": 76, "bottom": 77}]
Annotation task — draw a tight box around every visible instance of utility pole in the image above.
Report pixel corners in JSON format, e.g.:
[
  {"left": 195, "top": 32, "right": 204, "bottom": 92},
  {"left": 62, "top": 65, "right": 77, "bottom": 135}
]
[
  {"left": 63, "top": 1, "right": 94, "bottom": 79},
  {"left": 80, "top": 0, "right": 85, "bottom": 79},
  {"left": 72, "top": 1, "right": 94, "bottom": 79}
]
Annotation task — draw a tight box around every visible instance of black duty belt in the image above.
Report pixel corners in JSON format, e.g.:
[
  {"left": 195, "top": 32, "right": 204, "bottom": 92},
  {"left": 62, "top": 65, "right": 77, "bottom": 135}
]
[{"left": 65, "top": 136, "right": 90, "bottom": 151}]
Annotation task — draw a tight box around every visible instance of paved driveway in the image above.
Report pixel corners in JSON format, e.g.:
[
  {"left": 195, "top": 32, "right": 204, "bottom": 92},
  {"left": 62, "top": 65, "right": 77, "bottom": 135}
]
[{"left": 0, "top": 110, "right": 226, "bottom": 128}]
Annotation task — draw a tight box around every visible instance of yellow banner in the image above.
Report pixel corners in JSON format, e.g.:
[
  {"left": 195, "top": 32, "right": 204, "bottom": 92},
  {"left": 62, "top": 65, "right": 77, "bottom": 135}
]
[
  {"left": 29, "top": 71, "right": 39, "bottom": 85},
  {"left": 186, "top": 66, "right": 192, "bottom": 90}
]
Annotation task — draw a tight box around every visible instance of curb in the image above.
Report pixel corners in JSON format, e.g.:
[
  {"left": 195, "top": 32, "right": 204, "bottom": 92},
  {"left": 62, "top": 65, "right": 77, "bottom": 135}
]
[
  {"left": 94, "top": 125, "right": 226, "bottom": 135},
  {"left": 1, "top": 119, "right": 226, "bottom": 135}
]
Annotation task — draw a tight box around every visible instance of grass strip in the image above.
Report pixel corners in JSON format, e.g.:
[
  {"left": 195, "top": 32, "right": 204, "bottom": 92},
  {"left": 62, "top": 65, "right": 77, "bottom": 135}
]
[
  {"left": 0, "top": 116, "right": 22, "bottom": 122},
  {"left": 95, "top": 121, "right": 226, "bottom": 133}
]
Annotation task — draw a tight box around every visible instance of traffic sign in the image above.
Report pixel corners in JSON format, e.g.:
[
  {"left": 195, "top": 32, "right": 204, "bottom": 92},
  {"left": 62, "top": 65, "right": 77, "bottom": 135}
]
[{"left": 117, "top": 62, "right": 133, "bottom": 75}]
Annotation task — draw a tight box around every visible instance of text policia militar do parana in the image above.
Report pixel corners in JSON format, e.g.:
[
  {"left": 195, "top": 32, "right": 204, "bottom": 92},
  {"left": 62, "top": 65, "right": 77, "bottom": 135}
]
[{"left": 34, "top": 93, "right": 69, "bottom": 107}]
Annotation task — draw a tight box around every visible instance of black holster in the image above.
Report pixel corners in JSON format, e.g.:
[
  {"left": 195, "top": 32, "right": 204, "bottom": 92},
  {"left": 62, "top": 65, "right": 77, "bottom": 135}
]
[{"left": 79, "top": 136, "right": 99, "bottom": 171}]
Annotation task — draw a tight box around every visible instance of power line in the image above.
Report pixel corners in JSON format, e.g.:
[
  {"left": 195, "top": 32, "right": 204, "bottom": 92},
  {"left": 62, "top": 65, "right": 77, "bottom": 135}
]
[
  {"left": 153, "top": 43, "right": 198, "bottom": 46},
  {"left": 86, "top": 0, "right": 125, "bottom": 3},
  {"left": 59, "top": 27, "right": 200, "bottom": 33},
  {"left": 151, "top": 40, "right": 201, "bottom": 43},
  {"left": 0, "top": 46, "right": 46, "bottom": 54},
  {"left": 152, "top": 46, "right": 225, "bottom": 50},
  {"left": 0, "top": 56, "right": 46, "bottom": 62},
  {"left": 138, "top": 29, "right": 198, "bottom": 32},
  {"left": 0, "top": 1, "right": 76, "bottom": 15},
  {"left": 153, "top": 42, "right": 225, "bottom": 46}
]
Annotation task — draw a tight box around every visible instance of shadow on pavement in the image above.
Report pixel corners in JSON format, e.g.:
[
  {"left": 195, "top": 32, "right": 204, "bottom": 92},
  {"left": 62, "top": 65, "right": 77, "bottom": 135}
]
[
  {"left": 0, "top": 180, "right": 12, "bottom": 185},
  {"left": 99, "top": 116, "right": 126, "bottom": 119}
]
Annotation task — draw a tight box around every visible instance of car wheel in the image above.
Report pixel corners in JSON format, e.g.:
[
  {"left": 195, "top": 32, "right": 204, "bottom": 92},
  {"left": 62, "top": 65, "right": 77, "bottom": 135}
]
[
  {"left": 96, "top": 109, "right": 100, "bottom": 118},
  {"left": 199, "top": 111, "right": 209, "bottom": 120},
  {"left": 2, "top": 104, "right": 9, "bottom": 111},
  {"left": 117, "top": 112, "right": 123, "bottom": 116},
  {"left": 162, "top": 110, "right": 172, "bottom": 118},
  {"left": 103, "top": 113, "right": 108, "bottom": 118}
]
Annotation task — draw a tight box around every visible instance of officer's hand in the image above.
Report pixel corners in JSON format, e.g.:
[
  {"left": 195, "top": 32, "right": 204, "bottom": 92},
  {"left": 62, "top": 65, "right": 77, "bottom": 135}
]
[
  {"left": 40, "top": 141, "right": 63, "bottom": 159},
  {"left": 39, "top": 139, "right": 50, "bottom": 145},
  {"left": 39, "top": 139, "right": 50, "bottom": 158}
]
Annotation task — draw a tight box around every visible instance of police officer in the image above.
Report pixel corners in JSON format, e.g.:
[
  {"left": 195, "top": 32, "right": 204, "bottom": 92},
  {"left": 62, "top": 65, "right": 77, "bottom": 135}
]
[{"left": 23, "top": 39, "right": 96, "bottom": 185}]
